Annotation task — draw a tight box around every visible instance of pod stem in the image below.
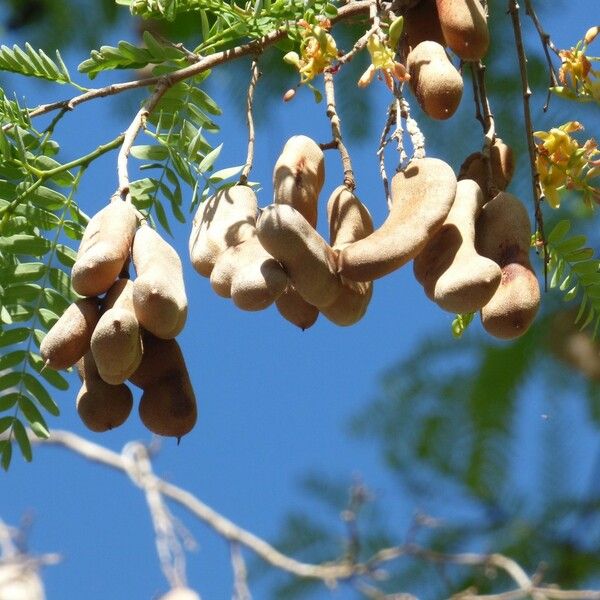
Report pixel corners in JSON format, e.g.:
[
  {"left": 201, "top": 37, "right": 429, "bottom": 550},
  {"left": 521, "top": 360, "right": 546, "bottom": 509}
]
[
  {"left": 239, "top": 58, "right": 261, "bottom": 186},
  {"left": 470, "top": 61, "right": 499, "bottom": 202},
  {"left": 392, "top": 83, "right": 425, "bottom": 161},
  {"left": 376, "top": 100, "right": 397, "bottom": 210},
  {"left": 324, "top": 70, "right": 355, "bottom": 191},
  {"left": 508, "top": 0, "right": 548, "bottom": 289}
]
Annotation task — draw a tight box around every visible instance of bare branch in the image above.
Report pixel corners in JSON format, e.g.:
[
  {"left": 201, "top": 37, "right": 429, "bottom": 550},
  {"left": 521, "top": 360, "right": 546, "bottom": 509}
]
[{"left": 230, "top": 543, "right": 252, "bottom": 600}]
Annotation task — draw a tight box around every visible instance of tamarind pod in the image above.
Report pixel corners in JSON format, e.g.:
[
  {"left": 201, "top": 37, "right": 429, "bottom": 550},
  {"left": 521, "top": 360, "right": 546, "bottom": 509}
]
[
  {"left": 436, "top": 0, "right": 489, "bottom": 61},
  {"left": 129, "top": 332, "right": 197, "bottom": 439},
  {"left": 189, "top": 185, "right": 258, "bottom": 277},
  {"left": 338, "top": 158, "right": 457, "bottom": 282},
  {"left": 71, "top": 199, "right": 138, "bottom": 297},
  {"left": 40, "top": 297, "right": 100, "bottom": 369},
  {"left": 413, "top": 179, "right": 501, "bottom": 313},
  {"left": 405, "top": 0, "right": 446, "bottom": 49},
  {"left": 209, "top": 234, "right": 288, "bottom": 310},
  {"left": 257, "top": 204, "right": 340, "bottom": 308},
  {"left": 273, "top": 135, "right": 325, "bottom": 228},
  {"left": 75, "top": 352, "right": 133, "bottom": 432},
  {"left": 90, "top": 279, "right": 143, "bottom": 385},
  {"left": 275, "top": 287, "right": 320, "bottom": 330},
  {"left": 322, "top": 185, "right": 375, "bottom": 326},
  {"left": 132, "top": 223, "right": 188, "bottom": 339},
  {"left": 327, "top": 185, "right": 374, "bottom": 250},
  {"left": 475, "top": 192, "right": 541, "bottom": 339},
  {"left": 407, "top": 41, "right": 463, "bottom": 120},
  {"left": 458, "top": 138, "right": 515, "bottom": 200}
]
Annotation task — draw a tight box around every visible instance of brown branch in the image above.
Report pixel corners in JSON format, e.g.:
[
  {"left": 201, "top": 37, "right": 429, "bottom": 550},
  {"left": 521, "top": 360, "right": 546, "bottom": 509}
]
[
  {"left": 324, "top": 70, "right": 355, "bottom": 190},
  {"left": 8, "top": 0, "right": 371, "bottom": 130},
  {"left": 239, "top": 59, "right": 260, "bottom": 186},
  {"left": 508, "top": 0, "right": 548, "bottom": 290}
]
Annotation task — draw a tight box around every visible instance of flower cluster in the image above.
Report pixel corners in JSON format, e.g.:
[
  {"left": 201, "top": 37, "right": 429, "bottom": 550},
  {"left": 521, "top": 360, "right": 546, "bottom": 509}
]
[
  {"left": 284, "top": 21, "right": 338, "bottom": 83},
  {"left": 553, "top": 26, "right": 600, "bottom": 103},
  {"left": 534, "top": 121, "right": 599, "bottom": 208},
  {"left": 357, "top": 34, "right": 409, "bottom": 90}
]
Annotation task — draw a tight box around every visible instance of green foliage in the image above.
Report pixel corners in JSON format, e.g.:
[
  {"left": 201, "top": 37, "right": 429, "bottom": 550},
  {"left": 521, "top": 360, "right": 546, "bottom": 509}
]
[
  {"left": 546, "top": 219, "right": 600, "bottom": 334},
  {"left": 0, "top": 43, "right": 72, "bottom": 84}
]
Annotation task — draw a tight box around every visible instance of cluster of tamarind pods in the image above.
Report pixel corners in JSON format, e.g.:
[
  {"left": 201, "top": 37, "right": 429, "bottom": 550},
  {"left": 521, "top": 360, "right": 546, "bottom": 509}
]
[
  {"left": 190, "top": 134, "right": 541, "bottom": 339},
  {"left": 40, "top": 197, "right": 196, "bottom": 440},
  {"left": 403, "top": 0, "right": 489, "bottom": 120}
]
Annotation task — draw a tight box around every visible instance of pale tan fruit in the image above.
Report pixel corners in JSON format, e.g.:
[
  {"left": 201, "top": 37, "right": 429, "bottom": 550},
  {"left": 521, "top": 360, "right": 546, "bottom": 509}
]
[
  {"left": 436, "top": 0, "right": 489, "bottom": 60},
  {"left": 71, "top": 199, "right": 138, "bottom": 297},
  {"left": 209, "top": 233, "right": 288, "bottom": 311},
  {"left": 273, "top": 135, "right": 325, "bottom": 228},
  {"left": 159, "top": 588, "right": 201, "bottom": 600},
  {"left": 132, "top": 223, "right": 187, "bottom": 338},
  {"left": 91, "top": 279, "right": 142, "bottom": 385},
  {"left": 129, "top": 332, "right": 197, "bottom": 439},
  {"left": 322, "top": 186, "right": 374, "bottom": 326},
  {"left": 76, "top": 352, "right": 133, "bottom": 432},
  {"left": 413, "top": 179, "right": 502, "bottom": 313},
  {"left": 275, "top": 287, "right": 319, "bottom": 330},
  {"left": 257, "top": 204, "right": 340, "bottom": 308},
  {"left": 407, "top": 40, "right": 463, "bottom": 120},
  {"left": 338, "top": 158, "right": 457, "bottom": 281},
  {"left": 475, "top": 192, "right": 541, "bottom": 339},
  {"left": 189, "top": 185, "right": 257, "bottom": 277},
  {"left": 458, "top": 138, "right": 515, "bottom": 199},
  {"left": 40, "top": 297, "right": 100, "bottom": 369},
  {"left": 405, "top": 0, "right": 446, "bottom": 49}
]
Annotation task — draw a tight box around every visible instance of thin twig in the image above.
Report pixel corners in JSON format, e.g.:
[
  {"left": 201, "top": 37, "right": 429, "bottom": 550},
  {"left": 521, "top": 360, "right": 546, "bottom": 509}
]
[
  {"left": 394, "top": 85, "right": 425, "bottom": 161},
  {"left": 117, "top": 76, "right": 172, "bottom": 200},
  {"left": 324, "top": 70, "right": 355, "bottom": 190},
  {"left": 239, "top": 59, "right": 260, "bottom": 186},
  {"left": 471, "top": 61, "right": 498, "bottom": 200},
  {"left": 523, "top": 0, "right": 560, "bottom": 112},
  {"left": 508, "top": 0, "right": 548, "bottom": 290},
  {"left": 231, "top": 543, "right": 252, "bottom": 600}
]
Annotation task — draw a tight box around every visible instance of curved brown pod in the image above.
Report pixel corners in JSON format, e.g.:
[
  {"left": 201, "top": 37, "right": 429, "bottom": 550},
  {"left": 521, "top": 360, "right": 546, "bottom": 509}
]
[
  {"left": 322, "top": 186, "right": 374, "bottom": 326},
  {"left": 71, "top": 198, "right": 138, "bottom": 297},
  {"left": 40, "top": 297, "right": 100, "bottom": 369},
  {"left": 407, "top": 41, "right": 463, "bottom": 120},
  {"left": 475, "top": 192, "right": 541, "bottom": 339},
  {"left": 413, "top": 179, "right": 501, "bottom": 313},
  {"left": 436, "top": 0, "right": 489, "bottom": 61},
  {"left": 338, "top": 157, "right": 457, "bottom": 282},
  {"left": 132, "top": 223, "right": 187, "bottom": 339},
  {"left": 257, "top": 204, "right": 340, "bottom": 309},
  {"left": 405, "top": 0, "right": 446, "bottom": 49},
  {"left": 459, "top": 138, "right": 515, "bottom": 200},
  {"left": 91, "top": 278, "right": 143, "bottom": 385},
  {"left": 129, "top": 331, "right": 197, "bottom": 439},
  {"left": 275, "top": 287, "right": 319, "bottom": 330},
  {"left": 210, "top": 233, "right": 288, "bottom": 311},
  {"left": 189, "top": 185, "right": 257, "bottom": 277},
  {"left": 273, "top": 135, "right": 325, "bottom": 228},
  {"left": 76, "top": 352, "right": 133, "bottom": 432}
]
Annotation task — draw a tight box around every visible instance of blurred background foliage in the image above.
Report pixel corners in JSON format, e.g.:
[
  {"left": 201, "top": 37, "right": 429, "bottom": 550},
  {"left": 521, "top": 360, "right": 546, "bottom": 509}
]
[{"left": 1, "top": 1, "right": 599, "bottom": 598}]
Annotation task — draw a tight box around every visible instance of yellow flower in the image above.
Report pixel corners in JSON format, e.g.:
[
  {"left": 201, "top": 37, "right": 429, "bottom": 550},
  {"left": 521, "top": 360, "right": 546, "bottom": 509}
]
[
  {"left": 357, "top": 34, "right": 409, "bottom": 90},
  {"left": 556, "top": 28, "right": 600, "bottom": 103},
  {"left": 284, "top": 21, "right": 338, "bottom": 84},
  {"left": 534, "top": 122, "right": 599, "bottom": 208}
]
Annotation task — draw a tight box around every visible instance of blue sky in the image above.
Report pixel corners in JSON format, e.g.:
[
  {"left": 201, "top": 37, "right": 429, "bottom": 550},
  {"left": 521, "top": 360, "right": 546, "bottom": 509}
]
[{"left": 1, "top": 2, "right": 598, "bottom": 599}]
